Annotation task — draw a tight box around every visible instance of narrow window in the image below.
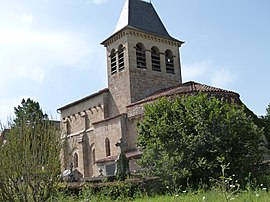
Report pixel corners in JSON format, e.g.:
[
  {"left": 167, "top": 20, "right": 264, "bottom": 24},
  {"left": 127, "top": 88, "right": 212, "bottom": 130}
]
[
  {"left": 92, "top": 149, "right": 96, "bottom": 165},
  {"left": 110, "top": 49, "right": 117, "bottom": 74},
  {"left": 118, "top": 45, "right": 125, "bottom": 71},
  {"left": 66, "top": 120, "right": 71, "bottom": 134},
  {"left": 74, "top": 153, "right": 78, "bottom": 168},
  {"left": 165, "top": 50, "right": 174, "bottom": 74},
  {"left": 105, "top": 138, "right": 111, "bottom": 157},
  {"left": 151, "top": 46, "right": 161, "bottom": 71},
  {"left": 136, "top": 43, "right": 146, "bottom": 69}
]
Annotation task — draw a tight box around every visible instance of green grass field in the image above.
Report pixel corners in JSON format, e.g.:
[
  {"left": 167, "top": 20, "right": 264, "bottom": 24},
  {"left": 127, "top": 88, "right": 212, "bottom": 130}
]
[{"left": 56, "top": 190, "right": 269, "bottom": 202}]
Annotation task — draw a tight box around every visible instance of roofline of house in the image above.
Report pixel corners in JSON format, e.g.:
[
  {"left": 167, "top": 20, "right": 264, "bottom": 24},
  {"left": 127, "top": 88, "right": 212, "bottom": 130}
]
[
  {"left": 101, "top": 26, "right": 184, "bottom": 47},
  {"left": 127, "top": 81, "right": 240, "bottom": 108},
  {"left": 57, "top": 88, "right": 109, "bottom": 111}
]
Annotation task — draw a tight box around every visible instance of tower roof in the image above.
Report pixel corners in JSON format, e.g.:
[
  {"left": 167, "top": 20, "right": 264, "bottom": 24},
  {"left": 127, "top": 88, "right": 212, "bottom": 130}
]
[{"left": 114, "top": 0, "right": 174, "bottom": 40}]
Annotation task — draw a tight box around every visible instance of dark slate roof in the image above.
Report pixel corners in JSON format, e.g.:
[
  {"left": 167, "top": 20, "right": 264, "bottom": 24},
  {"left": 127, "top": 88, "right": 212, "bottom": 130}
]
[
  {"left": 114, "top": 0, "right": 175, "bottom": 40},
  {"left": 127, "top": 81, "right": 240, "bottom": 107}
]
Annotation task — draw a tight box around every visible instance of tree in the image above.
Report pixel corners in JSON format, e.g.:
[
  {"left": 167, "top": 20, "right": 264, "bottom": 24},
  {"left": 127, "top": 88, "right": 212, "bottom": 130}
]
[
  {"left": 137, "top": 94, "right": 264, "bottom": 188},
  {"left": 13, "top": 98, "right": 48, "bottom": 127},
  {"left": 0, "top": 100, "right": 61, "bottom": 202},
  {"left": 261, "top": 103, "right": 270, "bottom": 147}
]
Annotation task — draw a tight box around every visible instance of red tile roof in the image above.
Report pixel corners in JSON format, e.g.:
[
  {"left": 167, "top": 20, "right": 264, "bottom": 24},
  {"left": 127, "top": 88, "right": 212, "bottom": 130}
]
[{"left": 127, "top": 81, "right": 240, "bottom": 107}]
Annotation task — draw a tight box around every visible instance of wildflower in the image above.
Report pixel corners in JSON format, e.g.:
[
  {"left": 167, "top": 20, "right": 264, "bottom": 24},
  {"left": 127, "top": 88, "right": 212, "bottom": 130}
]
[
  {"left": 183, "top": 190, "right": 187, "bottom": 193},
  {"left": 202, "top": 196, "right": 206, "bottom": 200},
  {"left": 166, "top": 186, "right": 169, "bottom": 189},
  {"left": 232, "top": 174, "right": 235, "bottom": 177},
  {"left": 175, "top": 194, "right": 179, "bottom": 197},
  {"left": 260, "top": 184, "right": 264, "bottom": 187},
  {"left": 230, "top": 185, "right": 236, "bottom": 188},
  {"left": 262, "top": 188, "right": 267, "bottom": 191}
]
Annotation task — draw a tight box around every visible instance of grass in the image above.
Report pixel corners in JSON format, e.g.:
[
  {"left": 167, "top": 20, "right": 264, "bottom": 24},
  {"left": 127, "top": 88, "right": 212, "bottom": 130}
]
[
  {"left": 134, "top": 190, "right": 269, "bottom": 202},
  {"left": 54, "top": 189, "right": 270, "bottom": 202}
]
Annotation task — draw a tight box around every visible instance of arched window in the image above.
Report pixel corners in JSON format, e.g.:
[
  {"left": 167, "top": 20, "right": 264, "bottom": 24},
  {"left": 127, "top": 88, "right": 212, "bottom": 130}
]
[
  {"left": 105, "top": 138, "right": 111, "bottom": 157},
  {"left": 110, "top": 49, "right": 117, "bottom": 74},
  {"left": 73, "top": 153, "right": 78, "bottom": 168},
  {"left": 151, "top": 46, "right": 161, "bottom": 71},
  {"left": 118, "top": 45, "right": 125, "bottom": 71},
  {"left": 165, "top": 50, "right": 174, "bottom": 74},
  {"left": 136, "top": 43, "right": 146, "bottom": 69}
]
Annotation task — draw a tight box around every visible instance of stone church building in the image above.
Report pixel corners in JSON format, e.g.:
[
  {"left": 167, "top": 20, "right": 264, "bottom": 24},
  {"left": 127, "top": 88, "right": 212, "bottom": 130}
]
[{"left": 58, "top": 0, "right": 240, "bottom": 178}]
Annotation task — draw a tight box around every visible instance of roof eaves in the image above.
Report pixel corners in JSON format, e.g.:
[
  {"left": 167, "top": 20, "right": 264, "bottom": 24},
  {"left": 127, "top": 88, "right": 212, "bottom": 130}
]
[
  {"left": 101, "top": 26, "right": 184, "bottom": 46},
  {"left": 57, "top": 88, "right": 109, "bottom": 111}
]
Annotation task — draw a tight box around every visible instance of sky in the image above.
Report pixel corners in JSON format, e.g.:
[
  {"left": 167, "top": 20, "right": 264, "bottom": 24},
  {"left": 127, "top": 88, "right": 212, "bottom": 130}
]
[{"left": 0, "top": 0, "right": 270, "bottom": 124}]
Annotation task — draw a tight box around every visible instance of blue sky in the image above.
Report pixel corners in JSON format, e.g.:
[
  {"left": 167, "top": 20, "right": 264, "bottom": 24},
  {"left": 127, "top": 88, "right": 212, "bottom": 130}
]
[{"left": 0, "top": 0, "right": 270, "bottom": 123}]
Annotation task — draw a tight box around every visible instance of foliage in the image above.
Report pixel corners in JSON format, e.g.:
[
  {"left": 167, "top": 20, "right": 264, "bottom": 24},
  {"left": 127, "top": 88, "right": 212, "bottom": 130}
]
[
  {"left": 0, "top": 100, "right": 61, "bottom": 202},
  {"left": 210, "top": 157, "right": 240, "bottom": 202},
  {"left": 260, "top": 103, "right": 270, "bottom": 147},
  {"left": 13, "top": 98, "right": 48, "bottom": 127},
  {"left": 137, "top": 94, "right": 264, "bottom": 188}
]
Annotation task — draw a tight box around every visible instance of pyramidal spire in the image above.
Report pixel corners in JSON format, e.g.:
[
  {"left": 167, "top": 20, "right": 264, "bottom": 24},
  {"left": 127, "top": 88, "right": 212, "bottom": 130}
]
[{"left": 114, "top": 0, "right": 173, "bottom": 39}]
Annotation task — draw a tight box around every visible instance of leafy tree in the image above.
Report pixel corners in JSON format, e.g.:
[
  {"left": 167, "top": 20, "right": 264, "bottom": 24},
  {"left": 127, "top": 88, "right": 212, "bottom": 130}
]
[
  {"left": 137, "top": 94, "right": 264, "bottom": 188},
  {"left": 261, "top": 103, "right": 270, "bottom": 147},
  {"left": 0, "top": 100, "right": 61, "bottom": 202},
  {"left": 14, "top": 98, "right": 48, "bottom": 127}
]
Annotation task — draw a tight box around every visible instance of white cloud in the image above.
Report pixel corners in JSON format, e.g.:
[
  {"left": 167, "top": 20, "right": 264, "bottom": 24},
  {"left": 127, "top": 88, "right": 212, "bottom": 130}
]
[
  {"left": 21, "top": 15, "right": 33, "bottom": 24},
  {"left": 182, "top": 60, "right": 236, "bottom": 88},
  {"left": 0, "top": 29, "right": 94, "bottom": 88},
  {"left": 182, "top": 60, "right": 212, "bottom": 82},
  {"left": 17, "top": 65, "right": 45, "bottom": 84},
  {"left": 93, "top": 0, "right": 107, "bottom": 5},
  {"left": 210, "top": 68, "right": 235, "bottom": 88},
  {"left": 0, "top": 95, "right": 33, "bottom": 125}
]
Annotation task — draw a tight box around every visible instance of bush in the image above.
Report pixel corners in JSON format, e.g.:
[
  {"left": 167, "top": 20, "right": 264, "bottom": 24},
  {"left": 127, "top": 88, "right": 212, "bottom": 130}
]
[{"left": 137, "top": 94, "right": 264, "bottom": 189}]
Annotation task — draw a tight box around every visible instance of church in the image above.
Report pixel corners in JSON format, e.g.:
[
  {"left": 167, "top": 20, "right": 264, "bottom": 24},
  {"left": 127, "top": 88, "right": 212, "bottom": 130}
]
[{"left": 58, "top": 0, "right": 241, "bottom": 178}]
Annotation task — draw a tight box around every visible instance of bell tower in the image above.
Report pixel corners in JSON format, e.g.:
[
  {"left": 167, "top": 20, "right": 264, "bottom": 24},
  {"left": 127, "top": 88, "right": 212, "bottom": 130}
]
[{"left": 101, "top": 0, "right": 184, "bottom": 115}]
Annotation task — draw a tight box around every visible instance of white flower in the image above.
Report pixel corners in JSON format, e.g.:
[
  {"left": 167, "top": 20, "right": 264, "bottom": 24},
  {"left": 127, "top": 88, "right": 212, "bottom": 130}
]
[
  {"left": 183, "top": 190, "right": 187, "bottom": 193},
  {"left": 175, "top": 194, "right": 179, "bottom": 197},
  {"left": 202, "top": 196, "right": 206, "bottom": 200},
  {"left": 166, "top": 186, "right": 169, "bottom": 189},
  {"left": 230, "top": 185, "right": 236, "bottom": 188},
  {"left": 260, "top": 184, "right": 264, "bottom": 187},
  {"left": 262, "top": 188, "right": 267, "bottom": 191}
]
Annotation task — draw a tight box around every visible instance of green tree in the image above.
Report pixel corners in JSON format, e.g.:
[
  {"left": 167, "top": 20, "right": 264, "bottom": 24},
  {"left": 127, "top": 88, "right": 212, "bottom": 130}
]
[
  {"left": 14, "top": 98, "right": 48, "bottom": 127},
  {"left": 261, "top": 103, "right": 270, "bottom": 147},
  {"left": 137, "top": 94, "right": 264, "bottom": 188},
  {"left": 0, "top": 100, "right": 61, "bottom": 202}
]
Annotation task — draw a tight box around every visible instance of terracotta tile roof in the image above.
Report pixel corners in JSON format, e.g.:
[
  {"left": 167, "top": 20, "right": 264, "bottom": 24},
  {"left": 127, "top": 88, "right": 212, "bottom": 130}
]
[{"left": 127, "top": 81, "right": 240, "bottom": 107}]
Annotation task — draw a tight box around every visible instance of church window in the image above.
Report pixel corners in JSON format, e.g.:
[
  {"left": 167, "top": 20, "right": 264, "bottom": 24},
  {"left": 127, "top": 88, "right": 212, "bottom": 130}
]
[
  {"left": 118, "top": 45, "right": 125, "bottom": 71},
  {"left": 105, "top": 138, "right": 111, "bottom": 157},
  {"left": 136, "top": 43, "right": 146, "bottom": 69},
  {"left": 110, "top": 49, "right": 117, "bottom": 74},
  {"left": 66, "top": 120, "right": 71, "bottom": 135},
  {"left": 165, "top": 50, "right": 174, "bottom": 74},
  {"left": 92, "top": 149, "right": 96, "bottom": 165},
  {"left": 151, "top": 46, "right": 161, "bottom": 71},
  {"left": 73, "top": 153, "right": 78, "bottom": 168}
]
